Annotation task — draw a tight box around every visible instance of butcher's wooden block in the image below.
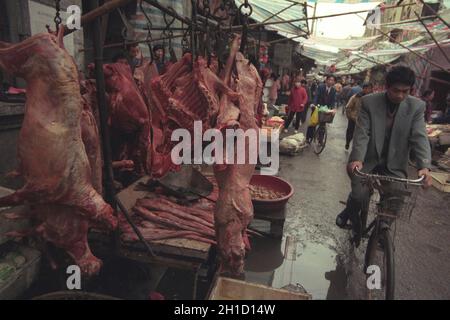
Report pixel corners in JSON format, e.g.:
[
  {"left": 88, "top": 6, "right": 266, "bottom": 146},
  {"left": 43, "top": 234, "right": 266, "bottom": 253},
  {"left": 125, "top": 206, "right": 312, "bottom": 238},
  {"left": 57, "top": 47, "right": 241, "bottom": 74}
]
[{"left": 116, "top": 176, "right": 211, "bottom": 261}]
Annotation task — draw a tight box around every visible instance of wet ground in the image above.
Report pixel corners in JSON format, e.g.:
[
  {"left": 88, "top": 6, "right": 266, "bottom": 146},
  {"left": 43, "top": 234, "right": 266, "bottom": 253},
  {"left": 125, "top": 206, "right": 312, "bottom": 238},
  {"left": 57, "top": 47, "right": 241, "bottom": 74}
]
[{"left": 244, "top": 108, "right": 450, "bottom": 300}]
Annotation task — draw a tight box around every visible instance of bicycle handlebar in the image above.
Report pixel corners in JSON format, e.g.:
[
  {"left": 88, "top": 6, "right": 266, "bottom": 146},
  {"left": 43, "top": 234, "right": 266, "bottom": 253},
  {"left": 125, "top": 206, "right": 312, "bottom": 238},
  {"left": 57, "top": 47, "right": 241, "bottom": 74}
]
[{"left": 353, "top": 167, "right": 425, "bottom": 185}]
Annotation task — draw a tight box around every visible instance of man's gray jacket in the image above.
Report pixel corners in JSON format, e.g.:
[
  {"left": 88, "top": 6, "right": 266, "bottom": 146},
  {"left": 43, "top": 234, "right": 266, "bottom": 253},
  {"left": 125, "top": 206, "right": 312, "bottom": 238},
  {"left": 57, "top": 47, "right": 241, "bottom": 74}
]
[{"left": 349, "top": 92, "right": 431, "bottom": 178}]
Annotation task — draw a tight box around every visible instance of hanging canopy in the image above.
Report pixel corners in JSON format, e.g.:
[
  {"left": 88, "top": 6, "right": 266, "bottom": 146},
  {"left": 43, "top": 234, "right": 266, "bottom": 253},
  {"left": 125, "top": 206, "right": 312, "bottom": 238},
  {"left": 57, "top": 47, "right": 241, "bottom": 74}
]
[
  {"left": 295, "top": 35, "right": 381, "bottom": 64},
  {"left": 307, "top": 0, "right": 380, "bottom": 3},
  {"left": 234, "top": 0, "right": 308, "bottom": 36},
  {"left": 235, "top": 0, "right": 450, "bottom": 75},
  {"left": 335, "top": 36, "right": 450, "bottom": 74}
]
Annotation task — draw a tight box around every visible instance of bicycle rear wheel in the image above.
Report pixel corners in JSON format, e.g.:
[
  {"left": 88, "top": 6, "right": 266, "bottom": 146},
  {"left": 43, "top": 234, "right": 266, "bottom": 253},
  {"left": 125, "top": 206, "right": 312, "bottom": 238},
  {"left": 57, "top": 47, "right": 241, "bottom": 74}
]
[
  {"left": 312, "top": 125, "right": 327, "bottom": 155},
  {"left": 364, "top": 228, "right": 395, "bottom": 300}
]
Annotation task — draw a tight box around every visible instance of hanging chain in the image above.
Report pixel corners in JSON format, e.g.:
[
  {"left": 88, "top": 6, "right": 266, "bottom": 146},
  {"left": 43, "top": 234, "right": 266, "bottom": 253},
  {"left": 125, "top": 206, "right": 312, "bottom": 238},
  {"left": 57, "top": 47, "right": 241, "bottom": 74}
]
[
  {"left": 163, "top": 8, "right": 176, "bottom": 53},
  {"left": 203, "top": 0, "right": 211, "bottom": 17},
  {"left": 239, "top": 0, "right": 253, "bottom": 53},
  {"left": 203, "top": 0, "right": 211, "bottom": 61},
  {"left": 227, "top": 0, "right": 237, "bottom": 36},
  {"left": 54, "top": 0, "right": 62, "bottom": 31},
  {"left": 140, "top": 0, "right": 154, "bottom": 62},
  {"left": 191, "top": 0, "right": 198, "bottom": 61},
  {"left": 181, "top": 22, "right": 190, "bottom": 53},
  {"left": 164, "top": 7, "right": 177, "bottom": 62}
]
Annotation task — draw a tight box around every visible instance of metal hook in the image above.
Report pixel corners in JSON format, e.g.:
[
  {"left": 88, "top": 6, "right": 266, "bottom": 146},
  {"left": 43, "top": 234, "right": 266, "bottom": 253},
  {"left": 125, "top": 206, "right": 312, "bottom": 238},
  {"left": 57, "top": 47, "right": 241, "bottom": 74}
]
[
  {"left": 163, "top": 7, "right": 176, "bottom": 30},
  {"left": 121, "top": 27, "right": 129, "bottom": 51},
  {"left": 162, "top": 6, "right": 176, "bottom": 55},
  {"left": 54, "top": 0, "right": 62, "bottom": 32},
  {"left": 239, "top": 0, "right": 253, "bottom": 18},
  {"left": 139, "top": 0, "right": 154, "bottom": 63}
]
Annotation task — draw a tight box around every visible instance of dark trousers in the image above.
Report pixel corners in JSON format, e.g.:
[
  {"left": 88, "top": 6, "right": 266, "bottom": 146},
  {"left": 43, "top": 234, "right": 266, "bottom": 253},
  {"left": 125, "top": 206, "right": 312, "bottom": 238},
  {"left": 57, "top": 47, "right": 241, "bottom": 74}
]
[
  {"left": 338, "top": 168, "right": 406, "bottom": 246},
  {"left": 284, "top": 111, "right": 302, "bottom": 130},
  {"left": 301, "top": 105, "right": 309, "bottom": 123},
  {"left": 346, "top": 119, "right": 356, "bottom": 145},
  {"left": 306, "top": 126, "right": 316, "bottom": 142}
]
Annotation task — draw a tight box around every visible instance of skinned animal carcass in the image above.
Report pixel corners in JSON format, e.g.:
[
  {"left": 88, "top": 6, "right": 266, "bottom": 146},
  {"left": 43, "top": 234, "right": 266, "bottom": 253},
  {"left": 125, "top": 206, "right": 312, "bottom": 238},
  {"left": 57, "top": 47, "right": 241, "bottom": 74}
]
[
  {"left": 102, "top": 62, "right": 151, "bottom": 175},
  {"left": 0, "top": 28, "right": 117, "bottom": 275}
]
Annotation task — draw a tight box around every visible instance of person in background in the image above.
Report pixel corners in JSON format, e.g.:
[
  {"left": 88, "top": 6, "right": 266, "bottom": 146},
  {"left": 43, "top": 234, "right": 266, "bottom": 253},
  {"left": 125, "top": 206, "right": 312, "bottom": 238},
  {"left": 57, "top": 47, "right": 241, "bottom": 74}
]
[
  {"left": 300, "top": 79, "right": 310, "bottom": 124},
  {"left": 283, "top": 79, "right": 308, "bottom": 133},
  {"left": 421, "top": 89, "right": 435, "bottom": 123},
  {"left": 310, "top": 79, "right": 318, "bottom": 103},
  {"left": 350, "top": 80, "right": 363, "bottom": 97},
  {"left": 433, "top": 93, "right": 450, "bottom": 124},
  {"left": 314, "top": 75, "right": 337, "bottom": 108},
  {"left": 306, "top": 75, "right": 337, "bottom": 142},
  {"left": 334, "top": 79, "right": 343, "bottom": 108},
  {"left": 281, "top": 73, "right": 291, "bottom": 94},
  {"left": 127, "top": 43, "right": 144, "bottom": 71},
  {"left": 268, "top": 73, "right": 281, "bottom": 115},
  {"left": 112, "top": 52, "right": 129, "bottom": 65},
  {"left": 341, "top": 81, "right": 352, "bottom": 109},
  {"left": 345, "top": 83, "right": 373, "bottom": 150},
  {"left": 276, "top": 72, "right": 291, "bottom": 105},
  {"left": 263, "top": 72, "right": 274, "bottom": 113},
  {"left": 153, "top": 44, "right": 166, "bottom": 74}
]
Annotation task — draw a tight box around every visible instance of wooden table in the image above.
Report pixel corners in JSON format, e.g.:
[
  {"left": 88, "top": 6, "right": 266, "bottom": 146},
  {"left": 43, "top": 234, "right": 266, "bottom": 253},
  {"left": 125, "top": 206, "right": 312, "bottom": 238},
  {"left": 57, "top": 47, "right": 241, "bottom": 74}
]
[
  {"left": 116, "top": 176, "right": 212, "bottom": 261},
  {"left": 90, "top": 176, "right": 216, "bottom": 299}
]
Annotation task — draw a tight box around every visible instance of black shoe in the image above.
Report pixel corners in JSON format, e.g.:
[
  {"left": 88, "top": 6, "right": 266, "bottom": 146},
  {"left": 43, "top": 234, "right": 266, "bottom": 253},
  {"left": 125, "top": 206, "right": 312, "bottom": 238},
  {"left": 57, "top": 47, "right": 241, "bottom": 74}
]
[
  {"left": 336, "top": 213, "right": 352, "bottom": 230},
  {"left": 345, "top": 143, "right": 350, "bottom": 150}
]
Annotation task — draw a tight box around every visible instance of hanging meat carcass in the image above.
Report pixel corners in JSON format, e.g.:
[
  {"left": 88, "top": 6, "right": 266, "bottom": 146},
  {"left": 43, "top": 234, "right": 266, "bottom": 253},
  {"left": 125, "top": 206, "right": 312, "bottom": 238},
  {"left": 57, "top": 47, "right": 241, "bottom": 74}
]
[
  {"left": 145, "top": 34, "right": 263, "bottom": 275},
  {"left": 81, "top": 94, "right": 103, "bottom": 195},
  {"left": 0, "top": 29, "right": 117, "bottom": 275},
  {"left": 100, "top": 62, "right": 151, "bottom": 175},
  {"left": 147, "top": 52, "right": 239, "bottom": 178},
  {"left": 213, "top": 40, "right": 264, "bottom": 275},
  {"left": 134, "top": 59, "right": 159, "bottom": 103}
]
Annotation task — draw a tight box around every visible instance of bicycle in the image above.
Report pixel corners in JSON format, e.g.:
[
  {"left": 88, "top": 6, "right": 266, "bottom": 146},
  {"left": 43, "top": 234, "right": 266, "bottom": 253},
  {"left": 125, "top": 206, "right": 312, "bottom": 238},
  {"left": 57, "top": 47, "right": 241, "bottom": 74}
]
[
  {"left": 352, "top": 168, "right": 424, "bottom": 300},
  {"left": 311, "top": 108, "right": 335, "bottom": 155}
]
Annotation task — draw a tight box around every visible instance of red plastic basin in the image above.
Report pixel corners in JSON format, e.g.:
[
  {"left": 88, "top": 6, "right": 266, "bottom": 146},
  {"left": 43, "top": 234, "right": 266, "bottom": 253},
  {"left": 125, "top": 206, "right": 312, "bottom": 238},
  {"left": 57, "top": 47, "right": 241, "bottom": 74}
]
[{"left": 249, "top": 174, "right": 294, "bottom": 213}]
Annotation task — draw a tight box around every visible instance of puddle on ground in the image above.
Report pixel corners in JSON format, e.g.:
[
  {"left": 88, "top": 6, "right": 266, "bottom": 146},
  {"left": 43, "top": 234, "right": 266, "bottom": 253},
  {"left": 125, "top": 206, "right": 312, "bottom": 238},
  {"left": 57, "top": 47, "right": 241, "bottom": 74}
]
[{"left": 245, "top": 233, "right": 348, "bottom": 300}]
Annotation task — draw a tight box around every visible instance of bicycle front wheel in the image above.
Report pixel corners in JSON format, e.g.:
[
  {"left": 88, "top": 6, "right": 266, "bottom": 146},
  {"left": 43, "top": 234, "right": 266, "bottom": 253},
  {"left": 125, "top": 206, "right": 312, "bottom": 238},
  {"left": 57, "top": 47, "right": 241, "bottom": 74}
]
[
  {"left": 312, "top": 125, "right": 327, "bottom": 155},
  {"left": 364, "top": 228, "right": 395, "bottom": 300}
]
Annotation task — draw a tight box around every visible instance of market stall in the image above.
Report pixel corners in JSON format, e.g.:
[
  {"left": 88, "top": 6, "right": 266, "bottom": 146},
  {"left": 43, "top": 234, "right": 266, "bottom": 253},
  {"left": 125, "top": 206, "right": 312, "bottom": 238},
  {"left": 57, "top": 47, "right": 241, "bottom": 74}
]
[{"left": 0, "top": 0, "right": 300, "bottom": 300}]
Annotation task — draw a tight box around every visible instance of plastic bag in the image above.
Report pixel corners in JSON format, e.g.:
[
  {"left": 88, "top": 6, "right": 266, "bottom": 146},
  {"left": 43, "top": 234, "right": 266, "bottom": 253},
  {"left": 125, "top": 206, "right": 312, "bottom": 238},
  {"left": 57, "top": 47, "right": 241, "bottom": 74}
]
[
  {"left": 280, "top": 138, "right": 300, "bottom": 155},
  {"left": 289, "top": 133, "right": 306, "bottom": 145},
  {"left": 309, "top": 107, "right": 319, "bottom": 127}
]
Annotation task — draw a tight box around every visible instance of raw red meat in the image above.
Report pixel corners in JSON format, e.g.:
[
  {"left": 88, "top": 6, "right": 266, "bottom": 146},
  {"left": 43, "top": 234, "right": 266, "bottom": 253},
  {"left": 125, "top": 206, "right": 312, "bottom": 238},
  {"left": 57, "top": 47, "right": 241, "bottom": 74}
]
[
  {"left": 122, "top": 227, "right": 216, "bottom": 245},
  {"left": 81, "top": 95, "right": 103, "bottom": 194},
  {"left": 147, "top": 53, "right": 239, "bottom": 178},
  {"left": 0, "top": 29, "right": 117, "bottom": 275},
  {"left": 134, "top": 206, "right": 215, "bottom": 238},
  {"left": 0, "top": 29, "right": 116, "bottom": 229},
  {"left": 136, "top": 198, "right": 214, "bottom": 228},
  {"left": 101, "top": 61, "right": 151, "bottom": 175},
  {"left": 216, "top": 36, "right": 242, "bottom": 130},
  {"left": 134, "top": 59, "right": 159, "bottom": 106},
  {"left": 213, "top": 50, "right": 263, "bottom": 276}
]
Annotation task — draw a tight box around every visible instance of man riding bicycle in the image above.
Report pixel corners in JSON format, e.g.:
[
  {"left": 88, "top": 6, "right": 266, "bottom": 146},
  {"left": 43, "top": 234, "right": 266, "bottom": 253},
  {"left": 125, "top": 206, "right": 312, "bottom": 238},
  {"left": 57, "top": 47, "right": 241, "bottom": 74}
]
[{"left": 335, "top": 66, "right": 433, "bottom": 244}]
